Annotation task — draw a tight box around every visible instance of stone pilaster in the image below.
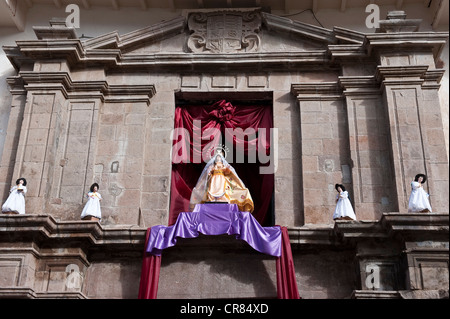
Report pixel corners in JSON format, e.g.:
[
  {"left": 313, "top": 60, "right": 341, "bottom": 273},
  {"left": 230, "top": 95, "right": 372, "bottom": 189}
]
[
  {"left": 366, "top": 11, "right": 449, "bottom": 214},
  {"left": 0, "top": 77, "right": 27, "bottom": 202},
  {"left": 376, "top": 65, "right": 448, "bottom": 213},
  {"left": 291, "top": 82, "right": 350, "bottom": 224},
  {"left": 339, "top": 75, "right": 398, "bottom": 219}
]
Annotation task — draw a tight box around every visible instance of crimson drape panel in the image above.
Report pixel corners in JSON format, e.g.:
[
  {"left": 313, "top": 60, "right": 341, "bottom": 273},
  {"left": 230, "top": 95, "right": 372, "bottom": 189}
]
[
  {"left": 170, "top": 100, "right": 274, "bottom": 226},
  {"left": 138, "top": 228, "right": 161, "bottom": 299},
  {"left": 276, "top": 226, "right": 300, "bottom": 299}
]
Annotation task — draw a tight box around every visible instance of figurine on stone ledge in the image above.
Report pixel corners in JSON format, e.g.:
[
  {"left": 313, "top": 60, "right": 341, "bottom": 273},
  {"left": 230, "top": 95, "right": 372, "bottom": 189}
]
[
  {"left": 190, "top": 150, "right": 254, "bottom": 213},
  {"left": 81, "top": 183, "right": 102, "bottom": 221},
  {"left": 1, "top": 178, "right": 28, "bottom": 215},
  {"left": 333, "top": 184, "right": 356, "bottom": 221},
  {"left": 408, "top": 174, "right": 432, "bottom": 213}
]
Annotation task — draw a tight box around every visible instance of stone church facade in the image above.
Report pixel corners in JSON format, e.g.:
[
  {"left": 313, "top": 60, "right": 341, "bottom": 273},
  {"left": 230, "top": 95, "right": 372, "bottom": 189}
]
[{"left": 0, "top": 7, "right": 448, "bottom": 299}]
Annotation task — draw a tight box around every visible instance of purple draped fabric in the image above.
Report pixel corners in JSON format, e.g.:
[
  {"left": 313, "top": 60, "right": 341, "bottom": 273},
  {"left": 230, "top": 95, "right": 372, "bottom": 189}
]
[{"left": 146, "top": 203, "right": 282, "bottom": 257}]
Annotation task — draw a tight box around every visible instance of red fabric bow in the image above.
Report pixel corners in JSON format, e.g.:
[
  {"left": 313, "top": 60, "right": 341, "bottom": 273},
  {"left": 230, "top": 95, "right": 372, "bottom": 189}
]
[{"left": 208, "top": 100, "right": 236, "bottom": 122}]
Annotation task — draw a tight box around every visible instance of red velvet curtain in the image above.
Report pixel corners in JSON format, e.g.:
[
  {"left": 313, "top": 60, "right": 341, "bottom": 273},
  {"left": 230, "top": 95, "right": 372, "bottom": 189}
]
[
  {"left": 138, "top": 228, "right": 161, "bottom": 299},
  {"left": 169, "top": 100, "right": 274, "bottom": 226},
  {"left": 276, "top": 226, "right": 300, "bottom": 299}
]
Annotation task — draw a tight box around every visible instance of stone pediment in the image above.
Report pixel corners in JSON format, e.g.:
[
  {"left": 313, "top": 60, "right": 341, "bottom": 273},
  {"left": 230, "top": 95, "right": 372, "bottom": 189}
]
[{"left": 83, "top": 9, "right": 333, "bottom": 55}]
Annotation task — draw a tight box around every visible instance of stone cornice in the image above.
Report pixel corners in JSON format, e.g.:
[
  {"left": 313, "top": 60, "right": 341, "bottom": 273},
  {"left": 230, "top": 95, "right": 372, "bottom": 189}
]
[
  {"left": 366, "top": 32, "right": 449, "bottom": 58},
  {"left": 33, "top": 26, "right": 78, "bottom": 41},
  {"left": 328, "top": 44, "right": 367, "bottom": 61},
  {"left": 6, "top": 76, "right": 26, "bottom": 95},
  {"left": 0, "top": 287, "right": 87, "bottom": 299},
  {"left": 374, "top": 65, "right": 446, "bottom": 89},
  {"left": 351, "top": 290, "right": 401, "bottom": 299},
  {"left": 333, "top": 220, "right": 387, "bottom": 241},
  {"left": 338, "top": 76, "right": 381, "bottom": 96},
  {"left": 333, "top": 27, "right": 366, "bottom": 44},
  {"left": 7, "top": 43, "right": 331, "bottom": 70},
  {"left": 421, "top": 69, "right": 446, "bottom": 90},
  {"left": 119, "top": 51, "right": 330, "bottom": 69},
  {"left": 333, "top": 213, "right": 449, "bottom": 245},
  {"left": 0, "top": 214, "right": 147, "bottom": 249},
  {"left": 120, "top": 16, "right": 186, "bottom": 51},
  {"left": 288, "top": 226, "right": 335, "bottom": 247},
  {"left": 2, "top": 45, "right": 33, "bottom": 71},
  {"left": 13, "top": 71, "right": 156, "bottom": 104},
  {"left": 81, "top": 31, "right": 121, "bottom": 50},
  {"left": 291, "top": 82, "right": 343, "bottom": 101},
  {"left": 261, "top": 12, "right": 337, "bottom": 44},
  {"left": 339, "top": 67, "right": 444, "bottom": 93},
  {"left": 376, "top": 65, "right": 430, "bottom": 78},
  {"left": 83, "top": 16, "right": 186, "bottom": 51},
  {"left": 2, "top": 213, "right": 446, "bottom": 253},
  {"left": 380, "top": 213, "right": 449, "bottom": 234}
]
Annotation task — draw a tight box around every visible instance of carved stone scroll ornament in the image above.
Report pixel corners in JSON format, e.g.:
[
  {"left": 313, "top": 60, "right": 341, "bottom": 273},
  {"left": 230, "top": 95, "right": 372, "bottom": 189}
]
[{"left": 187, "top": 11, "right": 262, "bottom": 53}]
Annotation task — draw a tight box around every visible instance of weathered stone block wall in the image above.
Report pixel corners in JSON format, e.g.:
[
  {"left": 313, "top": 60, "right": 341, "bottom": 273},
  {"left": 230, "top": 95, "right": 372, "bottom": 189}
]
[
  {"left": 294, "top": 248, "right": 356, "bottom": 298},
  {"left": 83, "top": 259, "right": 141, "bottom": 299},
  {"left": 298, "top": 96, "right": 352, "bottom": 225},
  {"left": 157, "top": 236, "right": 278, "bottom": 299},
  {"left": 94, "top": 101, "right": 149, "bottom": 225},
  {"left": 53, "top": 100, "right": 98, "bottom": 219},
  {"left": 346, "top": 95, "right": 397, "bottom": 218},
  {"left": 379, "top": 62, "right": 449, "bottom": 213},
  {"left": 0, "top": 94, "right": 25, "bottom": 202}
]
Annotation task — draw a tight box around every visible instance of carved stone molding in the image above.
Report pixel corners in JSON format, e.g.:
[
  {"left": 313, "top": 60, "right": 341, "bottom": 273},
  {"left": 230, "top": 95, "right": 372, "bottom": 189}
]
[
  {"left": 187, "top": 10, "right": 262, "bottom": 53},
  {"left": 13, "top": 71, "right": 156, "bottom": 105},
  {"left": 376, "top": 11, "right": 421, "bottom": 33},
  {"left": 291, "top": 82, "right": 343, "bottom": 101}
]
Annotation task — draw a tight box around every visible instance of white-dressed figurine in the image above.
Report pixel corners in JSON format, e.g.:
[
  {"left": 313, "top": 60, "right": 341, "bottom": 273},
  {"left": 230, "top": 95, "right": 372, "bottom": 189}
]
[
  {"left": 81, "top": 183, "right": 102, "bottom": 221},
  {"left": 2, "top": 178, "right": 28, "bottom": 215},
  {"left": 333, "top": 184, "right": 357, "bottom": 221},
  {"left": 408, "top": 174, "right": 432, "bottom": 213}
]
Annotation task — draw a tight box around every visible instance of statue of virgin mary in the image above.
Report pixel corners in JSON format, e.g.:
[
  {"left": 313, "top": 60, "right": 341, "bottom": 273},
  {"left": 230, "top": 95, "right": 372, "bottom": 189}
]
[{"left": 189, "top": 150, "right": 254, "bottom": 213}]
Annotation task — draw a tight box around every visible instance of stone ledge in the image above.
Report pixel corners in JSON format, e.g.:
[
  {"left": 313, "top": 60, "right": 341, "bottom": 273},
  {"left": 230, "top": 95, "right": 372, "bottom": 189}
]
[
  {"left": 351, "top": 290, "right": 401, "bottom": 299},
  {"left": 290, "top": 213, "right": 448, "bottom": 248},
  {"left": 399, "top": 289, "right": 449, "bottom": 299},
  {"left": 0, "top": 287, "right": 87, "bottom": 299},
  {"left": 13, "top": 71, "right": 156, "bottom": 105},
  {"left": 0, "top": 212, "right": 448, "bottom": 251},
  {"left": 352, "top": 289, "right": 450, "bottom": 299},
  {"left": 334, "top": 213, "right": 449, "bottom": 242},
  {"left": 0, "top": 214, "right": 147, "bottom": 249}
]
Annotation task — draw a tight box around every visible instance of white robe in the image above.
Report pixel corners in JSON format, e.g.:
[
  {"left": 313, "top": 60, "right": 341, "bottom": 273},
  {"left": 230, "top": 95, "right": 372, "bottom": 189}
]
[
  {"left": 333, "top": 191, "right": 356, "bottom": 220},
  {"left": 408, "top": 181, "right": 432, "bottom": 212},
  {"left": 81, "top": 192, "right": 102, "bottom": 219},
  {"left": 2, "top": 185, "right": 27, "bottom": 214}
]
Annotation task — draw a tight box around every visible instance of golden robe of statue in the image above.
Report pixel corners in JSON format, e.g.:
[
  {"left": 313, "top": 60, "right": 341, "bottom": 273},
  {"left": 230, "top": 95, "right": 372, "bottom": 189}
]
[{"left": 190, "top": 153, "right": 254, "bottom": 213}]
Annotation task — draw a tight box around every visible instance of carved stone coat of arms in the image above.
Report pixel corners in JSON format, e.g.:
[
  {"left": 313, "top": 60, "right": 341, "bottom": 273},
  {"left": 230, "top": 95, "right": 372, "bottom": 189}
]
[{"left": 187, "top": 10, "right": 262, "bottom": 53}]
